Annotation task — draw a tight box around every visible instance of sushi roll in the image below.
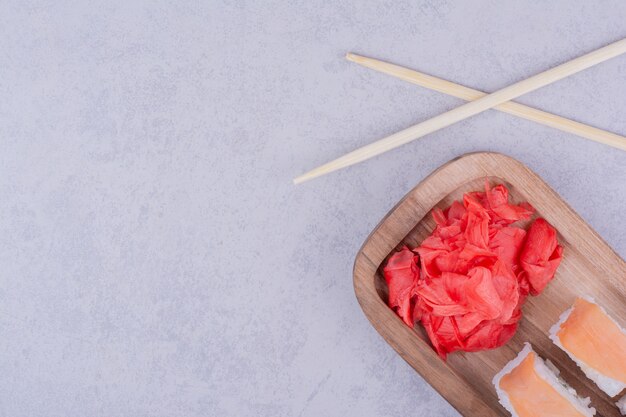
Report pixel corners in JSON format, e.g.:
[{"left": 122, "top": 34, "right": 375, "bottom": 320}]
[
  {"left": 493, "top": 343, "right": 595, "bottom": 417},
  {"left": 549, "top": 297, "right": 626, "bottom": 397}
]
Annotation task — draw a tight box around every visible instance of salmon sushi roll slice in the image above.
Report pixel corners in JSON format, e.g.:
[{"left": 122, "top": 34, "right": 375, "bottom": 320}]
[
  {"left": 493, "top": 343, "right": 595, "bottom": 417},
  {"left": 549, "top": 297, "right": 626, "bottom": 397}
]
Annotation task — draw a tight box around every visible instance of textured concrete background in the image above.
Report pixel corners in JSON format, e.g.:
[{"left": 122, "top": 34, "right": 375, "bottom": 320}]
[{"left": 1, "top": 1, "right": 625, "bottom": 416}]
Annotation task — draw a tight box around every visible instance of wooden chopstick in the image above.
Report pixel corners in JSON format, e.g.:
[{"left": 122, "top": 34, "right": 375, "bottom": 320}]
[
  {"left": 293, "top": 38, "right": 626, "bottom": 184},
  {"left": 346, "top": 52, "right": 626, "bottom": 152}
]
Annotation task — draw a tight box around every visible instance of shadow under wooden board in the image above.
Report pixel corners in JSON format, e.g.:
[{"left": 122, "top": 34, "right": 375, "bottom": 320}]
[{"left": 353, "top": 152, "right": 625, "bottom": 417}]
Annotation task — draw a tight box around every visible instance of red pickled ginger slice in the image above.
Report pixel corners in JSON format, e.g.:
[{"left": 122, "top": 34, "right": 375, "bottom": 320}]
[
  {"left": 415, "top": 236, "right": 453, "bottom": 279},
  {"left": 416, "top": 272, "right": 469, "bottom": 317},
  {"left": 489, "top": 226, "right": 527, "bottom": 272},
  {"left": 383, "top": 246, "right": 420, "bottom": 326},
  {"left": 463, "top": 193, "right": 491, "bottom": 248},
  {"left": 423, "top": 312, "right": 518, "bottom": 359},
  {"left": 421, "top": 313, "right": 459, "bottom": 359},
  {"left": 463, "top": 266, "right": 503, "bottom": 321},
  {"left": 483, "top": 183, "right": 534, "bottom": 224},
  {"left": 519, "top": 218, "right": 563, "bottom": 295}
]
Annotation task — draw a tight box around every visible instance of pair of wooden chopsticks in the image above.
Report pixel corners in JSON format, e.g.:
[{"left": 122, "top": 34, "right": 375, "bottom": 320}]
[{"left": 294, "top": 39, "right": 626, "bottom": 184}]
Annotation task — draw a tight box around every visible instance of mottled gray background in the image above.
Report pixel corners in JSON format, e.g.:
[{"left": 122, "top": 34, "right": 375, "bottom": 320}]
[{"left": 1, "top": 1, "right": 625, "bottom": 416}]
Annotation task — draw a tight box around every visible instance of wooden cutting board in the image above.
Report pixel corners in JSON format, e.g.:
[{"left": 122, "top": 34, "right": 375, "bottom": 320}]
[{"left": 353, "top": 152, "right": 625, "bottom": 417}]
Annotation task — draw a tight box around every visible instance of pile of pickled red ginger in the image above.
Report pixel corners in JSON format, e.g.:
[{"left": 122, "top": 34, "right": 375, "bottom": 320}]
[{"left": 383, "top": 183, "right": 562, "bottom": 360}]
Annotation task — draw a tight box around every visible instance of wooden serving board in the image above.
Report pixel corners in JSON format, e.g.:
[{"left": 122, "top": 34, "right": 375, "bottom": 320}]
[{"left": 353, "top": 152, "right": 625, "bottom": 417}]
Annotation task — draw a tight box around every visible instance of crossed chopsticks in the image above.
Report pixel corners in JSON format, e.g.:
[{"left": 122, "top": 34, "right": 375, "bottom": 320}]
[{"left": 294, "top": 39, "right": 626, "bottom": 184}]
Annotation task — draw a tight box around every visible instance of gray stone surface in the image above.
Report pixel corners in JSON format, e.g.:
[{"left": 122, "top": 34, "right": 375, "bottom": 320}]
[{"left": 1, "top": 1, "right": 625, "bottom": 416}]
